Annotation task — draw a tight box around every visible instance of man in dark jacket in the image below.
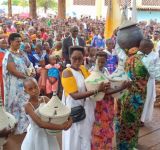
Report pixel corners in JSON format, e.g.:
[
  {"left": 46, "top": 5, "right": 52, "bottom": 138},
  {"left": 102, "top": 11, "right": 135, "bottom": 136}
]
[{"left": 62, "top": 26, "right": 86, "bottom": 64}]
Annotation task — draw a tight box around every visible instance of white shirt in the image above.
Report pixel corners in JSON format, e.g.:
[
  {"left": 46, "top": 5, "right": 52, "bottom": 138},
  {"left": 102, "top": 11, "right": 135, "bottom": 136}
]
[
  {"left": 139, "top": 51, "right": 160, "bottom": 80},
  {"left": 138, "top": 51, "right": 159, "bottom": 122},
  {"left": 71, "top": 37, "right": 79, "bottom": 46},
  {"left": 155, "top": 40, "right": 160, "bottom": 54}
]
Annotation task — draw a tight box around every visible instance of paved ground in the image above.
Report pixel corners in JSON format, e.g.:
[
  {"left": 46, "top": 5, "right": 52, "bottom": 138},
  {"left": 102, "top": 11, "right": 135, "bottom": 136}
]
[
  {"left": 138, "top": 107, "right": 160, "bottom": 150},
  {"left": 58, "top": 107, "right": 160, "bottom": 150},
  {"left": 3, "top": 105, "right": 160, "bottom": 150}
]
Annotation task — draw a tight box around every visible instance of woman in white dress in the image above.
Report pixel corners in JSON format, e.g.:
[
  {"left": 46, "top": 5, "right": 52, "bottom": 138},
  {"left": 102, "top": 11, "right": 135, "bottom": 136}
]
[
  {"left": 61, "top": 46, "right": 109, "bottom": 150},
  {"left": 21, "top": 78, "right": 72, "bottom": 150}
]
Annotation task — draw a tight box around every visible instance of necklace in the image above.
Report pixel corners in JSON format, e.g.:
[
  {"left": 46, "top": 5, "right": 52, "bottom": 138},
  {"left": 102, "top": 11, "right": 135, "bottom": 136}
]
[{"left": 10, "top": 49, "right": 20, "bottom": 54}]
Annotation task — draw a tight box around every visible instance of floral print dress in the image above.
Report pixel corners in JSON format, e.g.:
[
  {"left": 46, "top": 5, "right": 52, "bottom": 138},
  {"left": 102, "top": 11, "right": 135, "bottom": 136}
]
[
  {"left": 116, "top": 53, "right": 149, "bottom": 150},
  {"left": 91, "top": 68, "right": 115, "bottom": 150},
  {"left": 2, "top": 51, "right": 30, "bottom": 134}
]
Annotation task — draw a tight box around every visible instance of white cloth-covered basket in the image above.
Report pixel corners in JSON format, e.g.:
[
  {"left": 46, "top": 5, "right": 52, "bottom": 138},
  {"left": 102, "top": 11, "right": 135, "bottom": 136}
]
[
  {"left": 0, "top": 87, "right": 17, "bottom": 147},
  {"left": 85, "top": 68, "right": 109, "bottom": 101},
  {"left": 108, "top": 66, "right": 130, "bottom": 99},
  {"left": 38, "top": 95, "right": 71, "bottom": 135}
]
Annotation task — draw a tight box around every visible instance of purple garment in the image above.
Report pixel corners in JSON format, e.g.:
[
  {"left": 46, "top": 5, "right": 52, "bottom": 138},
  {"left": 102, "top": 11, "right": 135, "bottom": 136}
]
[
  {"left": 91, "top": 35, "right": 105, "bottom": 48},
  {"left": 105, "top": 54, "right": 118, "bottom": 74}
]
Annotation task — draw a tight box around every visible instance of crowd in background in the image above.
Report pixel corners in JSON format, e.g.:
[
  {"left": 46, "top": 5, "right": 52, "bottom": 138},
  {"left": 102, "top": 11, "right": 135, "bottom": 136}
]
[{"left": 0, "top": 15, "right": 160, "bottom": 150}]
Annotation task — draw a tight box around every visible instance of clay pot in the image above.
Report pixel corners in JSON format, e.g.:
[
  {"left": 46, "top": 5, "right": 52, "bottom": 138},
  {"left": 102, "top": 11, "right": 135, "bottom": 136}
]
[{"left": 117, "top": 21, "right": 144, "bottom": 50}]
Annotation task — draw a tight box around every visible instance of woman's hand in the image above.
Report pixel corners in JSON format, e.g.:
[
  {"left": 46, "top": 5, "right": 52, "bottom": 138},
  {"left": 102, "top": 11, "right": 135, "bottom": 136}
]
[
  {"left": 121, "top": 81, "right": 131, "bottom": 90},
  {"left": 61, "top": 116, "right": 73, "bottom": 130},
  {"left": 30, "top": 69, "right": 36, "bottom": 77},
  {"left": 0, "top": 127, "right": 15, "bottom": 138},
  {"left": 98, "top": 82, "right": 111, "bottom": 92}
]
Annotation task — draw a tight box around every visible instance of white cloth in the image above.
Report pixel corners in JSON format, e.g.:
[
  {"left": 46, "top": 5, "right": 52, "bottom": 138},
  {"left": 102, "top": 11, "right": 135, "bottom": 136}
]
[
  {"left": 83, "top": 23, "right": 87, "bottom": 30},
  {"left": 140, "top": 51, "right": 158, "bottom": 122},
  {"left": 62, "top": 68, "right": 95, "bottom": 150},
  {"left": 141, "top": 77, "right": 156, "bottom": 122},
  {"left": 140, "top": 51, "right": 160, "bottom": 79},
  {"left": 21, "top": 110, "right": 60, "bottom": 150},
  {"left": 115, "top": 44, "right": 127, "bottom": 68},
  {"left": 155, "top": 40, "right": 160, "bottom": 54}
]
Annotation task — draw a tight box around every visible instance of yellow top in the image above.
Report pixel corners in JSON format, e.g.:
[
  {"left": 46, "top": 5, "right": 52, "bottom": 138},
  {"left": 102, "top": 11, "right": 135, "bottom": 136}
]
[{"left": 61, "top": 65, "right": 90, "bottom": 96}]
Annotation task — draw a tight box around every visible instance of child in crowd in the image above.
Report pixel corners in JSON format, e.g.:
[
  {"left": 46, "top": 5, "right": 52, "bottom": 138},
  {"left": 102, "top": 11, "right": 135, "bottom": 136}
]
[
  {"left": 33, "top": 43, "right": 48, "bottom": 68},
  {"left": 21, "top": 78, "right": 72, "bottom": 150},
  {"left": 45, "top": 55, "right": 60, "bottom": 98},
  {"left": 43, "top": 42, "right": 52, "bottom": 65},
  {"left": 47, "top": 33, "right": 54, "bottom": 48},
  {"left": 37, "top": 59, "right": 47, "bottom": 95},
  {"left": 36, "top": 31, "right": 43, "bottom": 45},
  {"left": 53, "top": 32, "right": 62, "bottom": 46},
  {"left": 44, "top": 42, "right": 52, "bottom": 56},
  {"left": 40, "top": 28, "right": 48, "bottom": 41},
  {"left": 23, "top": 43, "right": 36, "bottom": 66},
  {"left": 30, "top": 34, "right": 37, "bottom": 51},
  {"left": 103, "top": 39, "right": 118, "bottom": 74},
  {"left": 52, "top": 41, "right": 62, "bottom": 59},
  {"left": 84, "top": 46, "right": 97, "bottom": 70}
]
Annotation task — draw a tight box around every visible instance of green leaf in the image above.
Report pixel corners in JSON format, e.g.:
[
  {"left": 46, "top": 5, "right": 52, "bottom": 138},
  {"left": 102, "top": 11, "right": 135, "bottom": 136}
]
[{"left": 37, "top": 0, "right": 58, "bottom": 10}]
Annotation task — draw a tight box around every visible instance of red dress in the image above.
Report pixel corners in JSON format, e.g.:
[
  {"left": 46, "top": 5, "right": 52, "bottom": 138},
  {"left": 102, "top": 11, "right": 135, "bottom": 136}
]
[{"left": 0, "top": 51, "right": 5, "bottom": 104}]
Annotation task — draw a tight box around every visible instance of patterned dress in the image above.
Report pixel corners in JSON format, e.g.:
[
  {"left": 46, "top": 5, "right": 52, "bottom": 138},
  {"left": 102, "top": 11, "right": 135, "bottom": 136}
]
[
  {"left": 91, "top": 69, "right": 115, "bottom": 150},
  {"left": 2, "top": 51, "right": 30, "bottom": 134},
  {"left": 104, "top": 50, "right": 118, "bottom": 74},
  {"left": 116, "top": 53, "right": 149, "bottom": 150}
]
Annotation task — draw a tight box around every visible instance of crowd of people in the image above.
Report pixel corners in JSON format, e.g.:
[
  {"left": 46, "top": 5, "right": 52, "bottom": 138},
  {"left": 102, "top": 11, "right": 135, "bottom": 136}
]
[{"left": 0, "top": 15, "right": 160, "bottom": 150}]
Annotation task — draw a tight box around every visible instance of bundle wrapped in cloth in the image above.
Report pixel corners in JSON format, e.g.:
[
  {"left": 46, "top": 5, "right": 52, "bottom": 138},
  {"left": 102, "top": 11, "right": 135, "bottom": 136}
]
[
  {"left": 26, "top": 63, "right": 36, "bottom": 77},
  {"left": 38, "top": 94, "right": 71, "bottom": 135},
  {"left": 108, "top": 62, "right": 130, "bottom": 98},
  {"left": 0, "top": 87, "right": 17, "bottom": 148},
  {"left": 85, "top": 60, "right": 109, "bottom": 101}
]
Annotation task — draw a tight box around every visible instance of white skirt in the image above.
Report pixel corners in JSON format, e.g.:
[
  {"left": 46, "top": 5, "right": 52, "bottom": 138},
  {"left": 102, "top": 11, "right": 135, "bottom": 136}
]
[{"left": 21, "top": 124, "right": 60, "bottom": 150}]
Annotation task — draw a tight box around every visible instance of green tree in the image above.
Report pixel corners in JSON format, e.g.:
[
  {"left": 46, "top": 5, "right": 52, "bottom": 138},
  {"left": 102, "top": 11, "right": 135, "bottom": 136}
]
[
  {"left": 37, "top": 0, "right": 57, "bottom": 13},
  {"left": 19, "top": 0, "right": 29, "bottom": 7},
  {"left": 2, "top": 0, "right": 28, "bottom": 6},
  {"left": 3, "top": 0, "right": 18, "bottom": 5}
]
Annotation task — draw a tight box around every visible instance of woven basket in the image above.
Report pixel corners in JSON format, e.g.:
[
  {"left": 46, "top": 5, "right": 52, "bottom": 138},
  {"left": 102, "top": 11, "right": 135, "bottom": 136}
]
[
  {"left": 108, "top": 66, "right": 130, "bottom": 98},
  {"left": 38, "top": 95, "right": 71, "bottom": 135},
  {"left": 0, "top": 87, "right": 16, "bottom": 147},
  {"left": 85, "top": 62, "right": 109, "bottom": 101}
]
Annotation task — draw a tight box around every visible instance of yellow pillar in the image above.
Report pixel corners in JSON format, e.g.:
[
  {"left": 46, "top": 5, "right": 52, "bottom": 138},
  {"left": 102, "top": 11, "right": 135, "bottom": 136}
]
[
  {"left": 104, "top": 0, "right": 121, "bottom": 38},
  {"left": 96, "top": 0, "right": 103, "bottom": 18},
  {"left": 136, "top": 0, "right": 142, "bottom": 7},
  {"left": 66, "top": 0, "right": 72, "bottom": 12}
]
